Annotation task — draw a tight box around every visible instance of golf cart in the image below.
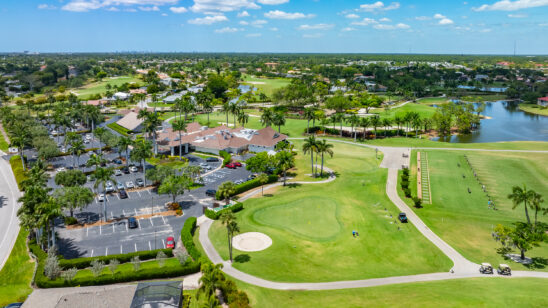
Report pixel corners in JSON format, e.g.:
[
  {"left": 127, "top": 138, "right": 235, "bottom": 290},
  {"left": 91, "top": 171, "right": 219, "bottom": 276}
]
[
  {"left": 479, "top": 263, "right": 493, "bottom": 274},
  {"left": 398, "top": 213, "right": 408, "bottom": 223},
  {"left": 497, "top": 264, "right": 511, "bottom": 276}
]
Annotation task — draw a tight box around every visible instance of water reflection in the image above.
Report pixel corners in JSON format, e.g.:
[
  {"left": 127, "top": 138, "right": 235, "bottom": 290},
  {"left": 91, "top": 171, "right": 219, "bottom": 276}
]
[{"left": 430, "top": 101, "right": 548, "bottom": 143}]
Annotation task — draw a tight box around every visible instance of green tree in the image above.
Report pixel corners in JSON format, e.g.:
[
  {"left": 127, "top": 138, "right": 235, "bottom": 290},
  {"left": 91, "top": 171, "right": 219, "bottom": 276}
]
[
  {"left": 347, "top": 114, "right": 361, "bottom": 141},
  {"left": 86, "top": 153, "right": 106, "bottom": 173},
  {"left": 370, "top": 116, "right": 381, "bottom": 139},
  {"left": 130, "top": 139, "right": 153, "bottom": 186},
  {"left": 220, "top": 212, "right": 240, "bottom": 263},
  {"left": 302, "top": 136, "right": 317, "bottom": 177},
  {"left": 316, "top": 139, "right": 334, "bottom": 177},
  {"left": 217, "top": 181, "right": 236, "bottom": 205},
  {"left": 493, "top": 222, "right": 548, "bottom": 260},
  {"left": 257, "top": 173, "right": 269, "bottom": 196},
  {"left": 158, "top": 175, "right": 190, "bottom": 204},
  {"left": 360, "top": 117, "right": 371, "bottom": 139},
  {"left": 508, "top": 184, "right": 535, "bottom": 225},
  {"left": 172, "top": 120, "right": 187, "bottom": 160},
  {"left": 93, "top": 167, "right": 116, "bottom": 222},
  {"left": 69, "top": 140, "right": 85, "bottom": 168},
  {"left": 272, "top": 112, "right": 286, "bottom": 133},
  {"left": 276, "top": 150, "right": 295, "bottom": 186},
  {"left": 198, "top": 263, "right": 223, "bottom": 299},
  {"left": 54, "top": 186, "right": 94, "bottom": 217},
  {"left": 237, "top": 111, "right": 249, "bottom": 128},
  {"left": 54, "top": 169, "right": 86, "bottom": 187},
  {"left": 260, "top": 108, "right": 275, "bottom": 127},
  {"left": 245, "top": 152, "right": 274, "bottom": 174},
  {"left": 117, "top": 136, "right": 133, "bottom": 168},
  {"left": 303, "top": 107, "right": 316, "bottom": 134}
]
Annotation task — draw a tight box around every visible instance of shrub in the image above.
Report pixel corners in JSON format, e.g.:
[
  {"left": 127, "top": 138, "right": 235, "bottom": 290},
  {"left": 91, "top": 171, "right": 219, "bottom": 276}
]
[
  {"left": 64, "top": 216, "right": 78, "bottom": 225},
  {"left": 413, "top": 197, "right": 423, "bottom": 208},
  {"left": 131, "top": 256, "right": 141, "bottom": 272},
  {"left": 58, "top": 248, "right": 173, "bottom": 269},
  {"left": 180, "top": 217, "right": 201, "bottom": 261},
  {"left": 175, "top": 209, "right": 183, "bottom": 216},
  {"left": 108, "top": 259, "right": 119, "bottom": 274},
  {"left": 61, "top": 268, "right": 77, "bottom": 283},
  {"left": 215, "top": 175, "right": 278, "bottom": 200},
  {"left": 156, "top": 251, "right": 167, "bottom": 268},
  {"left": 174, "top": 251, "right": 189, "bottom": 265},
  {"left": 205, "top": 203, "right": 244, "bottom": 220},
  {"left": 44, "top": 249, "right": 61, "bottom": 280},
  {"left": 107, "top": 122, "right": 131, "bottom": 136},
  {"left": 90, "top": 260, "right": 105, "bottom": 277},
  {"left": 219, "top": 150, "right": 231, "bottom": 166},
  {"left": 402, "top": 168, "right": 410, "bottom": 176},
  {"left": 9, "top": 155, "right": 27, "bottom": 189},
  {"left": 404, "top": 188, "right": 412, "bottom": 198},
  {"left": 400, "top": 180, "right": 409, "bottom": 189}
]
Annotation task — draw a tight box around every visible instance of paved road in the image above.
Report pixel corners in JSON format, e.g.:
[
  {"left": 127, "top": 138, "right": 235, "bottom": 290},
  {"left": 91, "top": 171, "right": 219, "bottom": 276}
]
[{"left": 0, "top": 152, "right": 22, "bottom": 270}]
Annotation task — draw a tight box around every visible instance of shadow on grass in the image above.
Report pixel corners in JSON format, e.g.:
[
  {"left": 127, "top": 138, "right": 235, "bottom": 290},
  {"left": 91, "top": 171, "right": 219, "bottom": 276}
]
[
  {"left": 284, "top": 183, "right": 302, "bottom": 189},
  {"left": 234, "top": 254, "right": 251, "bottom": 263},
  {"left": 523, "top": 257, "right": 548, "bottom": 270},
  {"left": 263, "top": 194, "right": 274, "bottom": 197}
]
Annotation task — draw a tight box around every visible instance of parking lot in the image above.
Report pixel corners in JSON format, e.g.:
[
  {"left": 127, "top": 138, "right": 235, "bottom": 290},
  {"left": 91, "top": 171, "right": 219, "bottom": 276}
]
[{"left": 55, "top": 153, "right": 253, "bottom": 258}]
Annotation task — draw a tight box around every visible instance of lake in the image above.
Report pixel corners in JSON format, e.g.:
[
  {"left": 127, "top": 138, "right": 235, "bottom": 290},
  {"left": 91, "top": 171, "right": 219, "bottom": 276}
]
[{"left": 431, "top": 101, "right": 548, "bottom": 143}]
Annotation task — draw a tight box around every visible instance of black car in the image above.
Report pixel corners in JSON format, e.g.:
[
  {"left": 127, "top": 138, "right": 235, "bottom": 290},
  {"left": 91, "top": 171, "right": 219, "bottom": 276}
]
[
  {"left": 119, "top": 189, "right": 128, "bottom": 199},
  {"left": 136, "top": 178, "right": 144, "bottom": 187},
  {"left": 206, "top": 157, "right": 219, "bottom": 162},
  {"left": 398, "top": 213, "right": 408, "bottom": 223},
  {"left": 205, "top": 189, "right": 216, "bottom": 197},
  {"left": 122, "top": 166, "right": 130, "bottom": 174},
  {"left": 4, "top": 303, "right": 23, "bottom": 308},
  {"left": 128, "top": 217, "right": 138, "bottom": 229}
]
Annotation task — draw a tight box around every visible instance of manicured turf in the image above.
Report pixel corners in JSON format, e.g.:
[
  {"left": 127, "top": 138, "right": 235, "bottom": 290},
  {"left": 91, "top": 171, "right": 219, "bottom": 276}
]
[
  {"left": 74, "top": 76, "right": 142, "bottom": 99},
  {"left": 208, "top": 142, "right": 452, "bottom": 282},
  {"left": 0, "top": 230, "right": 34, "bottom": 306},
  {"left": 371, "top": 103, "right": 438, "bottom": 119},
  {"left": 519, "top": 104, "right": 548, "bottom": 116},
  {"left": 415, "top": 97, "right": 452, "bottom": 105},
  {"left": 408, "top": 150, "right": 548, "bottom": 270},
  {"left": 356, "top": 137, "right": 548, "bottom": 151},
  {"left": 241, "top": 74, "right": 291, "bottom": 96},
  {"left": 0, "top": 132, "right": 9, "bottom": 152},
  {"left": 233, "top": 277, "right": 548, "bottom": 308}
]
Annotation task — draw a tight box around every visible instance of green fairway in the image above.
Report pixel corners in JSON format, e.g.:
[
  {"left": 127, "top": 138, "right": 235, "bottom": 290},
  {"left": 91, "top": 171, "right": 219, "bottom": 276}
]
[
  {"left": 241, "top": 74, "right": 291, "bottom": 96},
  {"left": 0, "top": 230, "right": 34, "bottom": 306},
  {"left": 73, "top": 76, "right": 142, "bottom": 99},
  {"left": 233, "top": 277, "right": 548, "bottom": 308},
  {"left": 407, "top": 150, "right": 548, "bottom": 270},
  {"left": 371, "top": 103, "right": 438, "bottom": 119},
  {"left": 355, "top": 137, "right": 548, "bottom": 151},
  {"left": 416, "top": 97, "right": 452, "bottom": 105},
  {"left": 519, "top": 104, "right": 548, "bottom": 116},
  {"left": 208, "top": 142, "right": 452, "bottom": 282}
]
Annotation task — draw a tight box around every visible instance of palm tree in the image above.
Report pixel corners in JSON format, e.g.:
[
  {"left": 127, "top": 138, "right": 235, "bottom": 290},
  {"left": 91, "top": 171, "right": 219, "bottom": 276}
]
[
  {"left": 217, "top": 181, "right": 236, "bottom": 205},
  {"left": 382, "top": 118, "right": 392, "bottom": 137},
  {"left": 10, "top": 124, "right": 31, "bottom": 170},
  {"left": 142, "top": 112, "right": 162, "bottom": 155},
  {"left": 302, "top": 136, "right": 317, "bottom": 176},
  {"left": 360, "top": 117, "right": 370, "bottom": 140},
  {"left": 348, "top": 114, "right": 360, "bottom": 141},
  {"left": 37, "top": 198, "right": 62, "bottom": 249},
  {"left": 237, "top": 111, "right": 249, "bottom": 128},
  {"left": 316, "top": 139, "right": 334, "bottom": 176},
  {"left": 181, "top": 97, "right": 195, "bottom": 122},
  {"left": 260, "top": 108, "right": 275, "bottom": 127},
  {"left": 403, "top": 112, "right": 413, "bottom": 137},
  {"left": 86, "top": 153, "right": 105, "bottom": 173},
  {"left": 412, "top": 114, "right": 422, "bottom": 137},
  {"left": 93, "top": 167, "right": 116, "bottom": 222},
  {"left": 370, "top": 116, "right": 381, "bottom": 139},
  {"left": 117, "top": 136, "right": 133, "bottom": 168},
  {"left": 273, "top": 112, "right": 286, "bottom": 133},
  {"left": 130, "top": 139, "right": 154, "bottom": 187},
  {"left": 172, "top": 120, "right": 187, "bottom": 160},
  {"left": 304, "top": 107, "right": 316, "bottom": 134},
  {"left": 530, "top": 191, "right": 544, "bottom": 227},
  {"left": 69, "top": 140, "right": 85, "bottom": 168},
  {"left": 508, "top": 184, "right": 534, "bottom": 225},
  {"left": 394, "top": 115, "right": 403, "bottom": 136},
  {"left": 276, "top": 150, "right": 295, "bottom": 186},
  {"left": 228, "top": 101, "right": 241, "bottom": 128},
  {"left": 201, "top": 99, "right": 214, "bottom": 125},
  {"left": 257, "top": 173, "right": 269, "bottom": 196},
  {"left": 221, "top": 101, "right": 230, "bottom": 126},
  {"left": 220, "top": 212, "right": 240, "bottom": 263},
  {"left": 94, "top": 127, "right": 107, "bottom": 154},
  {"left": 198, "top": 263, "right": 223, "bottom": 299}
]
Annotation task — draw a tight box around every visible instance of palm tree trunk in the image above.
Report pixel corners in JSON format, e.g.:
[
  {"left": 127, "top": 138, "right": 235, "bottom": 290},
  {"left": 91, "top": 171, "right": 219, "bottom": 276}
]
[
  {"left": 307, "top": 119, "right": 310, "bottom": 134},
  {"left": 207, "top": 112, "right": 210, "bottom": 125},
  {"left": 20, "top": 149, "right": 26, "bottom": 171},
  {"left": 227, "top": 228, "right": 232, "bottom": 262},
  {"left": 315, "top": 151, "right": 319, "bottom": 176},
  {"left": 310, "top": 151, "right": 314, "bottom": 176},
  {"left": 283, "top": 170, "right": 287, "bottom": 186},
  {"left": 179, "top": 132, "right": 182, "bottom": 160},
  {"left": 340, "top": 121, "right": 343, "bottom": 137},
  {"left": 524, "top": 201, "right": 531, "bottom": 225},
  {"left": 142, "top": 159, "right": 147, "bottom": 187},
  {"left": 321, "top": 153, "right": 325, "bottom": 176}
]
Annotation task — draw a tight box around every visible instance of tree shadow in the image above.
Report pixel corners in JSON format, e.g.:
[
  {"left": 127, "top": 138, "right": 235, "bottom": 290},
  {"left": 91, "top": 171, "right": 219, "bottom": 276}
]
[
  {"left": 285, "top": 183, "right": 302, "bottom": 189},
  {"left": 57, "top": 237, "right": 88, "bottom": 259},
  {"left": 263, "top": 194, "right": 274, "bottom": 197},
  {"left": 523, "top": 257, "right": 548, "bottom": 270},
  {"left": 234, "top": 254, "right": 251, "bottom": 263}
]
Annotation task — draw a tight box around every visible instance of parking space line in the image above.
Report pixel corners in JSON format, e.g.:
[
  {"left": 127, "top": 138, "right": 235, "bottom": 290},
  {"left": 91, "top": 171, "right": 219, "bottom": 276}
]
[
  {"left": 120, "top": 245, "right": 123, "bottom": 254},
  {"left": 122, "top": 209, "right": 126, "bottom": 217},
  {"left": 105, "top": 247, "right": 108, "bottom": 256},
  {"left": 137, "top": 191, "right": 142, "bottom": 197},
  {"left": 148, "top": 241, "right": 151, "bottom": 250},
  {"left": 111, "top": 211, "right": 114, "bottom": 220},
  {"left": 161, "top": 216, "right": 166, "bottom": 225},
  {"left": 150, "top": 218, "right": 154, "bottom": 226},
  {"left": 105, "top": 195, "right": 109, "bottom": 202},
  {"left": 86, "top": 227, "right": 89, "bottom": 237},
  {"left": 99, "top": 224, "right": 102, "bottom": 235},
  {"left": 147, "top": 189, "right": 151, "bottom": 195},
  {"left": 134, "top": 209, "right": 138, "bottom": 216},
  {"left": 127, "top": 192, "right": 131, "bottom": 199},
  {"left": 162, "top": 239, "right": 165, "bottom": 249},
  {"left": 138, "top": 219, "right": 142, "bottom": 230},
  {"left": 134, "top": 243, "right": 137, "bottom": 252},
  {"left": 112, "top": 224, "right": 115, "bottom": 233},
  {"left": 126, "top": 223, "right": 128, "bottom": 232},
  {"left": 116, "top": 194, "right": 120, "bottom": 200},
  {"left": 91, "top": 249, "right": 94, "bottom": 257}
]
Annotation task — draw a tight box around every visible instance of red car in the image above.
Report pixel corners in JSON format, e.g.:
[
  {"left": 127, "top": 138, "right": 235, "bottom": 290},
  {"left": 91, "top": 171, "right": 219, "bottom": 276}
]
[
  {"left": 234, "top": 162, "right": 242, "bottom": 167},
  {"left": 166, "top": 236, "right": 175, "bottom": 249},
  {"left": 225, "top": 163, "right": 236, "bottom": 169}
]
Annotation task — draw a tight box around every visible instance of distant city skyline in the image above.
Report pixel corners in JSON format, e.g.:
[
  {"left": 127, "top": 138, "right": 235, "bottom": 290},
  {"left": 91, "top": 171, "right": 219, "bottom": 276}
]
[{"left": 1, "top": 0, "right": 548, "bottom": 54}]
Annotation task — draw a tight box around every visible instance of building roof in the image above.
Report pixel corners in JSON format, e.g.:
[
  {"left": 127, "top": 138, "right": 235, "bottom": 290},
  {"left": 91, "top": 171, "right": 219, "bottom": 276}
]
[
  {"left": 539, "top": 97, "right": 548, "bottom": 101},
  {"left": 116, "top": 111, "right": 143, "bottom": 131},
  {"left": 250, "top": 126, "right": 287, "bottom": 147},
  {"left": 130, "top": 281, "right": 182, "bottom": 308},
  {"left": 84, "top": 99, "right": 108, "bottom": 106}
]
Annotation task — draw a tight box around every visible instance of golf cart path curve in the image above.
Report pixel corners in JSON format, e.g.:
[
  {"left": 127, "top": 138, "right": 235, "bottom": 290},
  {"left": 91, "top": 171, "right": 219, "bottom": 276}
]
[{"left": 0, "top": 151, "right": 23, "bottom": 271}]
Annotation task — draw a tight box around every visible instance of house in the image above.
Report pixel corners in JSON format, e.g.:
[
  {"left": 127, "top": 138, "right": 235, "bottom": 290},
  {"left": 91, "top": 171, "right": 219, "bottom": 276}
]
[
  {"left": 116, "top": 111, "right": 144, "bottom": 132},
  {"left": 156, "top": 123, "right": 287, "bottom": 156},
  {"left": 538, "top": 96, "right": 548, "bottom": 107},
  {"left": 496, "top": 61, "right": 514, "bottom": 69},
  {"left": 129, "top": 88, "right": 147, "bottom": 95},
  {"left": 329, "top": 86, "right": 348, "bottom": 93},
  {"left": 264, "top": 62, "right": 279, "bottom": 69},
  {"left": 475, "top": 74, "right": 489, "bottom": 81},
  {"left": 84, "top": 99, "right": 108, "bottom": 108},
  {"left": 113, "top": 92, "right": 130, "bottom": 100}
]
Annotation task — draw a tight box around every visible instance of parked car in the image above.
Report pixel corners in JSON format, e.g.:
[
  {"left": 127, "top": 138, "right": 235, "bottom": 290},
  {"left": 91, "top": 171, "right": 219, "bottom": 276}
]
[
  {"left": 114, "top": 169, "right": 123, "bottom": 176},
  {"left": 199, "top": 162, "right": 208, "bottom": 167},
  {"left": 206, "top": 157, "right": 219, "bottom": 162},
  {"left": 85, "top": 134, "right": 92, "bottom": 140},
  {"left": 235, "top": 179, "right": 244, "bottom": 185},
  {"left": 98, "top": 194, "right": 105, "bottom": 202},
  {"left": 128, "top": 217, "right": 138, "bottom": 229},
  {"left": 136, "top": 178, "right": 144, "bottom": 187},
  {"left": 119, "top": 189, "right": 128, "bottom": 199},
  {"left": 398, "top": 213, "right": 408, "bottom": 223},
  {"left": 83, "top": 139, "right": 90, "bottom": 144},
  {"left": 113, "top": 158, "right": 123, "bottom": 164},
  {"left": 129, "top": 166, "right": 139, "bottom": 173},
  {"left": 166, "top": 236, "right": 175, "bottom": 249},
  {"left": 225, "top": 163, "right": 236, "bottom": 169},
  {"left": 497, "top": 264, "right": 511, "bottom": 276},
  {"left": 60, "top": 147, "right": 66, "bottom": 153},
  {"left": 479, "top": 263, "right": 493, "bottom": 274},
  {"left": 206, "top": 189, "right": 216, "bottom": 197},
  {"left": 56, "top": 167, "right": 66, "bottom": 172},
  {"left": 126, "top": 181, "right": 135, "bottom": 189},
  {"left": 4, "top": 303, "right": 23, "bottom": 308},
  {"left": 87, "top": 175, "right": 92, "bottom": 182},
  {"left": 234, "top": 162, "right": 242, "bottom": 167},
  {"left": 122, "top": 166, "right": 130, "bottom": 174},
  {"left": 105, "top": 183, "right": 114, "bottom": 193},
  {"left": 117, "top": 182, "right": 125, "bottom": 190}
]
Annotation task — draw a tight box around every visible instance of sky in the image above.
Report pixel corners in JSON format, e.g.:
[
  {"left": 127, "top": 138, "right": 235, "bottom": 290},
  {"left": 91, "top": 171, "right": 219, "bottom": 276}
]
[{"left": 1, "top": 0, "right": 548, "bottom": 54}]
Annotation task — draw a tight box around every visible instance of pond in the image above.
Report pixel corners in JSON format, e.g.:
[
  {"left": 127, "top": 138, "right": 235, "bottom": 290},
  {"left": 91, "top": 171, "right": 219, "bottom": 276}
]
[{"left": 431, "top": 101, "right": 548, "bottom": 143}]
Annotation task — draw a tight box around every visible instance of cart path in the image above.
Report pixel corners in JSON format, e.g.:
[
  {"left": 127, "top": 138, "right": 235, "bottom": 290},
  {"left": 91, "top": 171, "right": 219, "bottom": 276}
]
[
  {"left": 197, "top": 139, "right": 548, "bottom": 290},
  {"left": 0, "top": 151, "right": 23, "bottom": 270}
]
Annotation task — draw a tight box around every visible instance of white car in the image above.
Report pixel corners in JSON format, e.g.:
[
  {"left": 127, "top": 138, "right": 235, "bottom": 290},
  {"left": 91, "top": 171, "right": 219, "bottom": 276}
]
[
  {"left": 61, "top": 147, "right": 66, "bottom": 153},
  {"left": 98, "top": 194, "right": 105, "bottom": 202},
  {"left": 105, "top": 183, "right": 114, "bottom": 193},
  {"left": 56, "top": 167, "right": 66, "bottom": 172},
  {"left": 114, "top": 169, "right": 123, "bottom": 176},
  {"left": 129, "top": 166, "right": 138, "bottom": 173},
  {"left": 83, "top": 139, "right": 90, "bottom": 144},
  {"left": 85, "top": 134, "right": 92, "bottom": 140},
  {"left": 126, "top": 181, "right": 135, "bottom": 189}
]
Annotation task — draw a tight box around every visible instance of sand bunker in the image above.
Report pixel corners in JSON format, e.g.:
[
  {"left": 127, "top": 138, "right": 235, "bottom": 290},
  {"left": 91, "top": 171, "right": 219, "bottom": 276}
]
[{"left": 232, "top": 232, "right": 272, "bottom": 252}]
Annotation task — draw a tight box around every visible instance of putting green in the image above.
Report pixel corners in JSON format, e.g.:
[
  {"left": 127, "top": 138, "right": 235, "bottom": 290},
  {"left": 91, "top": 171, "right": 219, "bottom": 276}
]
[{"left": 253, "top": 196, "right": 341, "bottom": 241}]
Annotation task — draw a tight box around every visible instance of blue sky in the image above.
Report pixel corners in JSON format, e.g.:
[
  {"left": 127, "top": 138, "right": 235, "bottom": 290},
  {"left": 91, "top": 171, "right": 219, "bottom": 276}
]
[{"left": 1, "top": 0, "right": 548, "bottom": 54}]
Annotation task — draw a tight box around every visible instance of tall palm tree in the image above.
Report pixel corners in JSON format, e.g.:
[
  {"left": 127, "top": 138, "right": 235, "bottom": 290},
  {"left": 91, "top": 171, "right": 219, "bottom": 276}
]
[
  {"left": 348, "top": 114, "right": 360, "bottom": 141},
  {"left": 130, "top": 139, "right": 153, "bottom": 186},
  {"left": 220, "top": 212, "right": 240, "bottom": 263},
  {"left": 508, "top": 184, "right": 534, "bottom": 225},
  {"left": 370, "top": 116, "right": 381, "bottom": 139},
  {"left": 360, "top": 117, "right": 370, "bottom": 140},
  {"left": 303, "top": 107, "right": 316, "bottom": 134},
  {"left": 69, "top": 140, "right": 85, "bottom": 168},
  {"left": 276, "top": 150, "right": 295, "bottom": 186},
  {"left": 272, "top": 112, "right": 286, "bottom": 133},
  {"left": 237, "top": 111, "right": 249, "bottom": 128},
  {"left": 403, "top": 112, "right": 413, "bottom": 137},
  {"left": 316, "top": 139, "right": 334, "bottom": 176},
  {"left": 530, "top": 191, "right": 544, "bottom": 228},
  {"left": 94, "top": 127, "right": 107, "bottom": 154},
  {"left": 260, "top": 108, "right": 275, "bottom": 127},
  {"left": 221, "top": 101, "right": 230, "bottom": 126},
  {"left": 228, "top": 101, "right": 241, "bottom": 128},
  {"left": 382, "top": 118, "right": 392, "bottom": 137},
  {"left": 37, "top": 197, "right": 62, "bottom": 249},
  {"left": 10, "top": 124, "right": 31, "bottom": 170},
  {"left": 117, "top": 136, "right": 133, "bottom": 167},
  {"left": 394, "top": 115, "right": 403, "bottom": 136},
  {"left": 198, "top": 263, "right": 223, "bottom": 299},
  {"left": 93, "top": 167, "right": 116, "bottom": 222},
  {"left": 86, "top": 153, "right": 106, "bottom": 173},
  {"left": 142, "top": 112, "right": 162, "bottom": 155},
  {"left": 172, "top": 120, "right": 187, "bottom": 160},
  {"left": 181, "top": 97, "right": 195, "bottom": 122},
  {"left": 201, "top": 99, "right": 214, "bottom": 125},
  {"left": 217, "top": 181, "right": 236, "bottom": 205},
  {"left": 302, "top": 136, "right": 317, "bottom": 176}
]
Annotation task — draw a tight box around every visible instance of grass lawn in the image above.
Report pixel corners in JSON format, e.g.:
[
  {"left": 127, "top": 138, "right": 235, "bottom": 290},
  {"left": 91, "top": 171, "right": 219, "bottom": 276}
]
[
  {"left": 233, "top": 277, "right": 548, "bottom": 308},
  {"left": 416, "top": 97, "right": 452, "bottom": 105},
  {"left": 371, "top": 103, "right": 438, "bottom": 119},
  {"left": 0, "top": 132, "right": 9, "bottom": 152},
  {"left": 73, "top": 76, "right": 142, "bottom": 99},
  {"left": 0, "top": 229, "right": 34, "bottom": 306},
  {"left": 148, "top": 102, "right": 175, "bottom": 109},
  {"left": 72, "top": 257, "right": 181, "bottom": 279},
  {"left": 409, "top": 150, "right": 548, "bottom": 270},
  {"left": 147, "top": 156, "right": 188, "bottom": 169},
  {"left": 519, "top": 104, "right": 548, "bottom": 117},
  {"left": 208, "top": 142, "right": 452, "bottom": 282},
  {"left": 241, "top": 74, "right": 291, "bottom": 97},
  {"left": 356, "top": 137, "right": 548, "bottom": 151}
]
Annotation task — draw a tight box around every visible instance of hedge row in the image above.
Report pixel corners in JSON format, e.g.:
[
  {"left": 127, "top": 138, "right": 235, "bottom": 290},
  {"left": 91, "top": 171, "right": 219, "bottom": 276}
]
[
  {"left": 205, "top": 203, "right": 244, "bottom": 220},
  {"left": 9, "top": 155, "right": 27, "bottom": 189},
  {"left": 215, "top": 174, "right": 278, "bottom": 200},
  {"left": 219, "top": 150, "right": 231, "bottom": 166},
  {"left": 59, "top": 248, "right": 174, "bottom": 269},
  {"left": 180, "top": 217, "right": 201, "bottom": 261},
  {"left": 107, "top": 122, "right": 131, "bottom": 137}
]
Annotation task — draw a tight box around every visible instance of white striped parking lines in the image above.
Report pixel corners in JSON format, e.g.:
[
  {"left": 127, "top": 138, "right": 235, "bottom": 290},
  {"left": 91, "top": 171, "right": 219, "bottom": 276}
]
[
  {"left": 161, "top": 216, "right": 166, "bottom": 224},
  {"left": 162, "top": 239, "right": 165, "bottom": 249},
  {"left": 99, "top": 224, "right": 102, "bottom": 235},
  {"left": 148, "top": 241, "right": 151, "bottom": 250},
  {"left": 91, "top": 249, "right": 94, "bottom": 257},
  {"left": 122, "top": 209, "right": 126, "bottom": 217},
  {"left": 120, "top": 245, "right": 123, "bottom": 254},
  {"left": 137, "top": 191, "right": 142, "bottom": 197},
  {"left": 105, "top": 247, "right": 108, "bottom": 256},
  {"left": 134, "top": 243, "right": 137, "bottom": 252},
  {"left": 149, "top": 217, "right": 154, "bottom": 226},
  {"left": 146, "top": 189, "right": 151, "bottom": 195}
]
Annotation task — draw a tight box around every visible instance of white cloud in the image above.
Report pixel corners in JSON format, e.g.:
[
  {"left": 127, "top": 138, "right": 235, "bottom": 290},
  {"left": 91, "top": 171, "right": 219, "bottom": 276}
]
[
  {"left": 379, "top": 17, "right": 391, "bottom": 22},
  {"left": 264, "top": 10, "right": 314, "bottom": 19},
  {"left": 434, "top": 13, "right": 446, "bottom": 19},
  {"left": 251, "top": 19, "right": 268, "bottom": 27},
  {"left": 415, "top": 16, "right": 431, "bottom": 20},
  {"left": 258, "top": 0, "right": 289, "bottom": 4},
  {"left": 303, "top": 33, "right": 323, "bottom": 38},
  {"left": 539, "top": 23, "right": 548, "bottom": 26},
  {"left": 161, "top": 12, "right": 168, "bottom": 16},
  {"left": 345, "top": 13, "right": 360, "bottom": 19},
  {"left": 139, "top": 6, "right": 159, "bottom": 11},
  {"left": 62, "top": 0, "right": 177, "bottom": 12},
  {"left": 508, "top": 13, "right": 527, "bottom": 17},
  {"left": 358, "top": 1, "right": 400, "bottom": 12},
  {"left": 239, "top": 20, "right": 249, "bottom": 25},
  {"left": 106, "top": 7, "right": 119, "bottom": 11},
  {"left": 341, "top": 27, "right": 356, "bottom": 31},
  {"left": 38, "top": 4, "right": 57, "bottom": 9},
  {"left": 190, "top": 0, "right": 260, "bottom": 13},
  {"left": 351, "top": 18, "right": 378, "bottom": 26},
  {"left": 237, "top": 10, "right": 250, "bottom": 17},
  {"left": 298, "top": 23, "right": 334, "bottom": 30},
  {"left": 438, "top": 18, "right": 454, "bottom": 25},
  {"left": 170, "top": 7, "right": 188, "bottom": 13},
  {"left": 270, "top": 27, "right": 279, "bottom": 31},
  {"left": 246, "top": 33, "right": 262, "bottom": 37},
  {"left": 188, "top": 14, "right": 229, "bottom": 25},
  {"left": 473, "top": 0, "right": 548, "bottom": 11},
  {"left": 373, "top": 22, "right": 410, "bottom": 30},
  {"left": 215, "top": 27, "right": 239, "bottom": 33}
]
